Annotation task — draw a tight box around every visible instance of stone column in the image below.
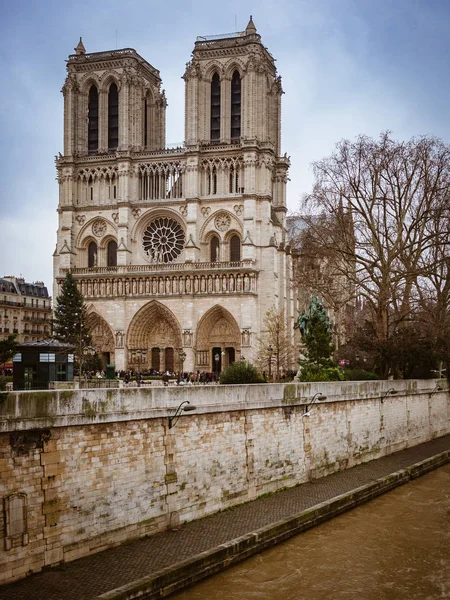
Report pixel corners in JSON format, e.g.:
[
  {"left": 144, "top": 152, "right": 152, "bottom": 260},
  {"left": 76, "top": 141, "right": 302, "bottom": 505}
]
[{"left": 159, "top": 347, "right": 166, "bottom": 372}]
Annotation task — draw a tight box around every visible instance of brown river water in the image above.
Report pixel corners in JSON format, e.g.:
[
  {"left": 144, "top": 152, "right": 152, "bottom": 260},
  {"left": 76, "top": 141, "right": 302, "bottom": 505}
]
[{"left": 173, "top": 464, "right": 450, "bottom": 600}]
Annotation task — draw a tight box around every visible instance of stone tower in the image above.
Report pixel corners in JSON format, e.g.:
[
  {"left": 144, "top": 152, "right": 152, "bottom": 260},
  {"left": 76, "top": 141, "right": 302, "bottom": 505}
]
[{"left": 54, "top": 19, "right": 295, "bottom": 373}]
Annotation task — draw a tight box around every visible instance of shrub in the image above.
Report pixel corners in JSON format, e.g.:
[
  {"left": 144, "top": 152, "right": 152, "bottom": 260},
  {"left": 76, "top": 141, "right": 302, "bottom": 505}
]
[
  {"left": 220, "top": 361, "right": 264, "bottom": 384},
  {"left": 299, "top": 364, "right": 343, "bottom": 382},
  {"left": 342, "top": 369, "right": 379, "bottom": 381}
]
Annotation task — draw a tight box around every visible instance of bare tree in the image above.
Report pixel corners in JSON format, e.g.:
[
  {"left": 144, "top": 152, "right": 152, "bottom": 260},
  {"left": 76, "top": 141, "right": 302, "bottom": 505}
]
[
  {"left": 298, "top": 132, "right": 450, "bottom": 376},
  {"left": 256, "top": 307, "right": 296, "bottom": 380}
]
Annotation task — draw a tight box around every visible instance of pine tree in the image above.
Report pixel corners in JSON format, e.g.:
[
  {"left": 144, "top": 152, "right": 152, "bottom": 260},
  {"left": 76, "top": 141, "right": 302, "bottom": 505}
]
[
  {"left": 302, "top": 313, "right": 335, "bottom": 366},
  {"left": 53, "top": 273, "right": 92, "bottom": 372}
]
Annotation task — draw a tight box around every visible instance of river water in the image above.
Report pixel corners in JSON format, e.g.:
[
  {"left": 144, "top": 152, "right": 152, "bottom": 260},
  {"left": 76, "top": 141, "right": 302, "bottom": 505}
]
[{"left": 173, "top": 464, "right": 450, "bottom": 600}]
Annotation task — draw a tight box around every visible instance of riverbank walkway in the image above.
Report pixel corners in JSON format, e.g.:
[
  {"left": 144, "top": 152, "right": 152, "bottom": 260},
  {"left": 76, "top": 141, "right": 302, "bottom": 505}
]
[{"left": 2, "top": 434, "right": 450, "bottom": 600}]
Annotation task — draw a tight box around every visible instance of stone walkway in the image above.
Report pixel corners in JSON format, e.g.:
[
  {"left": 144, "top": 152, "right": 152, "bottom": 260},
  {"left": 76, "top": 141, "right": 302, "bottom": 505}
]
[{"left": 2, "top": 435, "right": 450, "bottom": 600}]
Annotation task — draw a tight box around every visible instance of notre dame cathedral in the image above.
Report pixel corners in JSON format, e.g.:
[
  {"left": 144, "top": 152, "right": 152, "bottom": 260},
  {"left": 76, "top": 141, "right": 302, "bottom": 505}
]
[{"left": 54, "top": 17, "right": 296, "bottom": 372}]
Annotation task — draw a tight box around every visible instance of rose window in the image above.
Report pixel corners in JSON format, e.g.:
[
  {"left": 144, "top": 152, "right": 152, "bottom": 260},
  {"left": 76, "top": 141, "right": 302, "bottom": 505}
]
[{"left": 142, "top": 217, "right": 185, "bottom": 263}]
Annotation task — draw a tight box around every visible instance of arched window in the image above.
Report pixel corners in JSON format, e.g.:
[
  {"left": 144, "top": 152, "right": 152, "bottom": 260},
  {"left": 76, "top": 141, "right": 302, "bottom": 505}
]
[
  {"left": 88, "top": 85, "right": 99, "bottom": 154},
  {"left": 210, "top": 236, "right": 220, "bottom": 263},
  {"left": 231, "top": 71, "right": 241, "bottom": 140},
  {"left": 88, "top": 241, "right": 98, "bottom": 268},
  {"left": 108, "top": 83, "right": 119, "bottom": 150},
  {"left": 230, "top": 235, "right": 241, "bottom": 262},
  {"left": 210, "top": 72, "right": 221, "bottom": 141},
  {"left": 107, "top": 240, "right": 117, "bottom": 267}
]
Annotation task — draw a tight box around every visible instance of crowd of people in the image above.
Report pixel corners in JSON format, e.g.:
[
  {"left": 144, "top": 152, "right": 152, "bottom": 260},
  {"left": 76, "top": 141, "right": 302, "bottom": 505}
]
[{"left": 117, "top": 369, "right": 221, "bottom": 386}]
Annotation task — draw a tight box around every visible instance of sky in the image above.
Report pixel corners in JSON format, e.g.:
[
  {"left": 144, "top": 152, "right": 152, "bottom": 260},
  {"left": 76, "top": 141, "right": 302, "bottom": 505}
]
[{"left": 1, "top": 0, "right": 450, "bottom": 291}]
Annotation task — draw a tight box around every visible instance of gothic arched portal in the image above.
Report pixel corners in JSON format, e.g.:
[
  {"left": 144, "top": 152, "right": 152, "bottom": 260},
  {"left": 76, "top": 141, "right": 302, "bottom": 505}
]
[
  {"left": 195, "top": 305, "right": 241, "bottom": 372},
  {"left": 126, "top": 301, "right": 182, "bottom": 372},
  {"left": 86, "top": 312, "right": 115, "bottom": 368}
]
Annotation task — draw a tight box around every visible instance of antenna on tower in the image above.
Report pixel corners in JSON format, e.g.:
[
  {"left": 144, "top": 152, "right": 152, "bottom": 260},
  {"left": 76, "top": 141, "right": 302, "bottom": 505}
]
[
  {"left": 235, "top": 14, "right": 237, "bottom": 30},
  {"left": 116, "top": 29, "right": 118, "bottom": 49}
]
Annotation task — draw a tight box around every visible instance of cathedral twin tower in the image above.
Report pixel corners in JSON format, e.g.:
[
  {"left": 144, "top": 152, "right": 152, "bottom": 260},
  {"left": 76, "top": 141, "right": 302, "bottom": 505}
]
[{"left": 54, "top": 17, "right": 295, "bottom": 373}]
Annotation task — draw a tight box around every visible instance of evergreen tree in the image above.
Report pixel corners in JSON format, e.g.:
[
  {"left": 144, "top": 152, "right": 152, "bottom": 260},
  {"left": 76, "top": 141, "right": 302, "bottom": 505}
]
[
  {"left": 53, "top": 273, "right": 92, "bottom": 372},
  {"left": 0, "top": 334, "right": 17, "bottom": 369},
  {"left": 302, "top": 313, "right": 335, "bottom": 366}
]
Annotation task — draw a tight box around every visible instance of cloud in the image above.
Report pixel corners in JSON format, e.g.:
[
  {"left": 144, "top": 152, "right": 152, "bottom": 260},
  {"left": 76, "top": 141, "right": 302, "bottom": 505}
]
[{"left": 1, "top": 0, "right": 450, "bottom": 292}]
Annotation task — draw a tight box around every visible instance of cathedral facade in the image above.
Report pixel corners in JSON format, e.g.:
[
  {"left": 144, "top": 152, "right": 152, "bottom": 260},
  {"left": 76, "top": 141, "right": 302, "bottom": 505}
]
[{"left": 54, "top": 17, "right": 295, "bottom": 373}]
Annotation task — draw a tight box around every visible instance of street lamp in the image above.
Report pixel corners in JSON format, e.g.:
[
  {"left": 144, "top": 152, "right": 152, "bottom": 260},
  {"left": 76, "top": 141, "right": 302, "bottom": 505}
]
[
  {"left": 214, "top": 353, "right": 220, "bottom": 373},
  {"left": 381, "top": 388, "right": 398, "bottom": 403},
  {"left": 168, "top": 400, "right": 196, "bottom": 429},
  {"left": 268, "top": 346, "right": 273, "bottom": 381},
  {"left": 302, "top": 393, "right": 327, "bottom": 417}
]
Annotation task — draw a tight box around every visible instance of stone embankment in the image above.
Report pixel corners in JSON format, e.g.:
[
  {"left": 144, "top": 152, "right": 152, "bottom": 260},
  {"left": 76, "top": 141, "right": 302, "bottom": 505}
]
[{"left": 0, "top": 379, "right": 449, "bottom": 591}]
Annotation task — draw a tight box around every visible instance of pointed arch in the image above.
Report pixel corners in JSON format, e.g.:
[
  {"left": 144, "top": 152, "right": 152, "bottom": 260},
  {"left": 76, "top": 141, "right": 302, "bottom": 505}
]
[
  {"left": 210, "top": 234, "right": 220, "bottom": 262},
  {"left": 88, "top": 241, "right": 97, "bottom": 267},
  {"left": 75, "top": 217, "right": 118, "bottom": 249},
  {"left": 210, "top": 72, "right": 221, "bottom": 141},
  {"left": 86, "top": 311, "right": 115, "bottom": 366},
  {"left": 195, "top": 305, "right": 241, "bottom": 350},
  {"left": 229, "top": 233, "right": 241, "bottom": 262},
  {"left": 127, "top": 300, "right": 182, "bottom": 359},
  {"left": 222, "top": 58, "right": 245, "bottom": 80}
]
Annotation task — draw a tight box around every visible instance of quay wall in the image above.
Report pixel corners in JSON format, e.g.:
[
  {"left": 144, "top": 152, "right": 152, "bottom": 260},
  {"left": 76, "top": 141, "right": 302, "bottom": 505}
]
[{"left": 0, "top": 380, "right": 448, "bottom": 583}]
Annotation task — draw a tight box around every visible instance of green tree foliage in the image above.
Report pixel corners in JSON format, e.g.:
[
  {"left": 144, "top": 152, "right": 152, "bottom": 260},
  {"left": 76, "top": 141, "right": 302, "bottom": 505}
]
[
  {"left": 0, "top": 334, "right": 17, "bottom": 368},
  {"left": 53, "top": 273, "right": 92, "bottom": 372},
  {"left": 298, "top": 303, "right": 338, "bottom": 381},
  {"left": 220, "top": 360, "right": 264, "bottom": 384},
  {"left": 300, "top": 364, "right": 342, "bottom": 382},
  {"left": 302, "top": 313, "right": 335, "bottom": 367}
]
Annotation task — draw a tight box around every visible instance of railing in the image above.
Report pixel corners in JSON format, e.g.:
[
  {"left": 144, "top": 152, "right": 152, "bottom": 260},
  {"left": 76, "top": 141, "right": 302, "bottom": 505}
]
[
  {"left": 61, "top": 261, "right": 255, "bottom": 276},
  {"left": 196, "top": 31, "right": 245, "bottom": 42},
  {"left": 68, "top": 48, "right": 160, "bottom": 77},
  {"left": 0, "top": 300, "right": 21, "bottom": 307}
]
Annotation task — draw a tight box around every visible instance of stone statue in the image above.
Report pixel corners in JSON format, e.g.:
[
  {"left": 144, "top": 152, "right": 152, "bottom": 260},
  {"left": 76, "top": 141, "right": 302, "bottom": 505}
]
[{"left": 297, "top": 295, "right": 331, "bottom": 339}]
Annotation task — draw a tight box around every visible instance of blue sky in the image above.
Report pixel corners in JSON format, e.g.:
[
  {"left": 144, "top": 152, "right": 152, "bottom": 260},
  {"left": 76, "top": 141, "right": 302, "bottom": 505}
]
[{"left": 1, "top": 0, "right": 450, "bottom": 290}]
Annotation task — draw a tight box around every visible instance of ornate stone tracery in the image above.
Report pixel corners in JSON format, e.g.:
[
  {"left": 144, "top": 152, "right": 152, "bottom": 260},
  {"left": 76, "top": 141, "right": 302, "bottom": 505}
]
[
  {"left": 127, "top": 301, "right": 182, "bottom": 352},
  {"left": 92, "top": 219, "right": 107, "bottom": 237},
  {"left": 86, "top": 312, "right": 115, "bottom": 360},
  {"left": 142, "top": 217, "right": 185, "bottom": 263},
  {"left": 214, "top": 213, "right": 231, "bottom": 232}
]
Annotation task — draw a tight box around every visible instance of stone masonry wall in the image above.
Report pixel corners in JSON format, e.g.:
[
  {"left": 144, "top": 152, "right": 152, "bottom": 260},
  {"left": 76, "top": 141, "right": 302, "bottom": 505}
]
[{"left": 0, "top": 380, "right": 448, "bottom": 584}]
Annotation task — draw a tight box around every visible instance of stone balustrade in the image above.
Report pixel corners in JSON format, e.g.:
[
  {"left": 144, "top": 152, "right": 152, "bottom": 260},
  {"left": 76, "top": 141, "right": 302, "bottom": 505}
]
[{"left": 58, "top": 263, "right": 258, "bottom": 299}]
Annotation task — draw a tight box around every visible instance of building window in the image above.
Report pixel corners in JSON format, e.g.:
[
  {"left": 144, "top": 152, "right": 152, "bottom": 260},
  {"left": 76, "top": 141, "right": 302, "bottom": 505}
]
[
  {"left": 144, "top": 96, "right": 148, "bottom": 148},
  {"left": 88, "top": 85, "right": 99, "bottom": 155},
  {"left": 142, "top": 217, "right": 185, "bottom": 264},
  {"left": 230, "top": 235, "right": 241, "bottom": 262},
  {"left": 107, "top": 240, "right": 118, "bottom": 267},
  {"left": 210, "top": 73, "right": 221, "bottom": 141},
  {"left": 231, "top": 70, "right": 241, "bottom": 140},
  {"left": 88, "top": 241, "right": 97, "bottom": 268},
  {"left": 108, "top": 83, "right": 119, "bottom": 150},
  {"left": 210, "top": 236, "right": 220, "bottom": 262}
]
